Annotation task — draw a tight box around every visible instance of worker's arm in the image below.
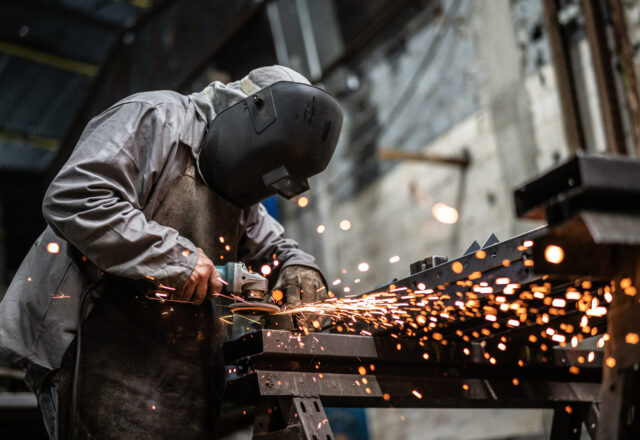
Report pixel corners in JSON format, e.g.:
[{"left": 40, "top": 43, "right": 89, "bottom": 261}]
[
  {"left": 42, "top": 101, "right": 208, "bottom": 301},
  {"left": 238, "top": 203, "right": 319, "bottom": 272},
  {"left": 238, "top": 204, "right": 328, "bottom": 328}
]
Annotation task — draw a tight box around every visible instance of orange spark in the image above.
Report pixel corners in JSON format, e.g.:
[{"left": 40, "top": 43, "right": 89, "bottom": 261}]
[
  {"left": 432, "top": 202, "right": 458, "bottom": 224},
  {"left": 297, "top": 196, "right": 309, "bottom": 208},
  {"left": 544, "top": 245, "right": 564, "bottom": 264},
  {"left": 46, "top": 242, "right": 60, "bottom": 254}
]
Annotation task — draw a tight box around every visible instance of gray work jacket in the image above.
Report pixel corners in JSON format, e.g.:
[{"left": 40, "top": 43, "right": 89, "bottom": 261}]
[{"left": 0, "top": 89, "right": 318, "bottom": 389}]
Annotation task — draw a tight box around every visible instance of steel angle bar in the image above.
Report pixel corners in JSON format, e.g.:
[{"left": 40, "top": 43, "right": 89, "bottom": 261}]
[
  {"left": 225, "top": 330, "right": 591, "bottom": 372},
  {"left": 225, "top": 370, "right": 601, "bottom": 409},
  {"left": 366, "top": 227, "right": 547, "bottom": 296},
  {"left": 225, "top": 329, "right": 606, "bottom": 377}
]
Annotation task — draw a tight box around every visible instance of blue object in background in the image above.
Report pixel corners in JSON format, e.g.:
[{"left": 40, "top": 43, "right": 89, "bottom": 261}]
[
  {"left": 262, "top": 195, "right": 280, "bottom": 222},
  {"left": 324, "top": 408, "right": 370, "bottom": 440}
]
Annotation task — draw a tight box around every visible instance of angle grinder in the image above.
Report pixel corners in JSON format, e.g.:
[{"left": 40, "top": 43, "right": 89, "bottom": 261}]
[
  {"left": 147, "top": 261, "right": 280, "bottom": 315},
  {"left": 216, "top": 262, "right": 280, "bottom": 315}
]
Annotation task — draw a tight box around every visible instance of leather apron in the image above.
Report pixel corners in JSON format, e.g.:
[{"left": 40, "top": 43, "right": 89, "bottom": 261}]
[{"left": 53, "top": 152, "right": 244, "bottom": 439}]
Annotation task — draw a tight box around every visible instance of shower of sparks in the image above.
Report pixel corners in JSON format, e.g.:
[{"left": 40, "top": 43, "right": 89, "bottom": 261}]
[
  {"left": 276, "top": 238, "right": 621, "bottom": 376},
  {"left": 203, "top": 236, "right": 627, "bottom": 405}
]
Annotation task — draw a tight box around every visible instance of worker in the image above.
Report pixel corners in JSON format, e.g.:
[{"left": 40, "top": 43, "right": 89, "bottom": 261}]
[{"left": 0, "top": 65, "right": 343, "bottom": 439}]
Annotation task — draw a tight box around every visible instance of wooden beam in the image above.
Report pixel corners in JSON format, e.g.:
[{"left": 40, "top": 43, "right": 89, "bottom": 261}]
[
  {"left": 581, "top": 0, "right": 627, "bottom": 155},
  {"left": 541, "top": 0, "right": 586, "bottom": 153}
]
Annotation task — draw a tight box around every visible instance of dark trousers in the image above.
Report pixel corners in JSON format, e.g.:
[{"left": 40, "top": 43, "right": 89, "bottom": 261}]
[{"left": 38, "top": 286, "right": 227, "bottom": 440}]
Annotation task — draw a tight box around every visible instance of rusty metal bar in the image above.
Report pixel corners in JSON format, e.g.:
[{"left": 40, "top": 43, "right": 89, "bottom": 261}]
[
  {"left": 377, "top": 148, "right": 470, "bottom": 167},
  {"left": 541, "top": 0, "right": 586, "bottom": 153},
  {"left": 581, "top": 0, "right": 628, "bottom": 155}
]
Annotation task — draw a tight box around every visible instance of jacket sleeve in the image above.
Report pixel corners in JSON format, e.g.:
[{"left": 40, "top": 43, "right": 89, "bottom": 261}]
[
  {"left": 238, "top": 204, "right": 320, "bottom": 272},
  {"left": 42, "top": 101, "right": 198, "bottom": 289}
]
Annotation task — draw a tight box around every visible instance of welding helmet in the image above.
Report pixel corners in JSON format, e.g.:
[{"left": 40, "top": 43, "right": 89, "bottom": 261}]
[{"left": 197, "top": 81, "right": 343, "bottom": 208}]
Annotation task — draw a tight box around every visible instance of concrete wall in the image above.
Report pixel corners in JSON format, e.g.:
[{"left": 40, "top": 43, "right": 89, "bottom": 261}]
[
  {"left": 283, "top": 0, "right": 564, "bottom": 293},
  {"left": 280, "top": 0, "right": 578, "bottom": 438}
]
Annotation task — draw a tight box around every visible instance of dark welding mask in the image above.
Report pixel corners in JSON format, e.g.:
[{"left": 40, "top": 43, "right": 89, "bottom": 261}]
[{"left": 197, "top": 81, "right": 343, "bottom": 208}]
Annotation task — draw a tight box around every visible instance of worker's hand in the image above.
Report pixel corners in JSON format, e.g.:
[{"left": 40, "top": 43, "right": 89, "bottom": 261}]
[
  {"left": 270, "top": 265, "right": 328, "bottom": 331},
  {"left": 177, "top": 247, "right": 223, "bottom": 305}
]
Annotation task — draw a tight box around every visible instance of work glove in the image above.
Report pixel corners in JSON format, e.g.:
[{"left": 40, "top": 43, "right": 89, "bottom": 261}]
[{"left": 270, "top": 265, "right": 328, "bottom": 331}]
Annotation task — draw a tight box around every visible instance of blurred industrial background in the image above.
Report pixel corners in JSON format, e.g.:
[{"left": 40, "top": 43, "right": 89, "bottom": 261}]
[{"left": 1, "top": 0, "right": 640, "bottom": 439}]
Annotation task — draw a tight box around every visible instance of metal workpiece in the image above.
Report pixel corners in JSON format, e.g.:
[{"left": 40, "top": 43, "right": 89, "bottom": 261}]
[
  {"left": 227, "top": 370, "right": 601, "bottom": 409},
  {"left": 224, "top": 330, "right": 603, "bottom": 438},
  {"left": 366, "top": 226, "right": 547, "bottom": 298},
  {"left": 252, "top": 396, "right": 334, "bottom": 440},
  {"left": 514, "top": 153, "right": 640, "bottom": 223},
  {"left": 225, "top": 330, "right": 602, "bottom": 376},
  {"left": 514, "top": 153, "right": 640, "bottom": 439}
]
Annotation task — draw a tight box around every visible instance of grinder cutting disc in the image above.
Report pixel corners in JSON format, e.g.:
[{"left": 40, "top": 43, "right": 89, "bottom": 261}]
[{"left": 229, "top": 302, "right": 280, "bottom": 315}]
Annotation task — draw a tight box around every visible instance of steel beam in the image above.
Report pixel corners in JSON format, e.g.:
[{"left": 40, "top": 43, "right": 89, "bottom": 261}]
[
  {"left": 514, "top": 154, "right": 640, "bottom": 222},
  {"left": 516, "top": 153, "right": 640, "bottom": 440},
  {"left": 225, "top": 370, "right": 601, "bottom": 410}
]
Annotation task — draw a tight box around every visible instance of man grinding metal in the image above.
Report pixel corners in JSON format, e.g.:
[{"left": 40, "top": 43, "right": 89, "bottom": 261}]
[{"left": 0, "top": 65, "right": 343, "bottom": 439}]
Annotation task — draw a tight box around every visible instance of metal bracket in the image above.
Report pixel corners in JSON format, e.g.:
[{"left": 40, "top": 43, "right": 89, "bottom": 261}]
[{"left": 253, "top": 396, "right": 334, "bottom": 440}]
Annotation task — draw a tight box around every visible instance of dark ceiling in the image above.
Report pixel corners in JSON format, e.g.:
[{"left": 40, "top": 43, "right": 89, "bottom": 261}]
[{"left": 0, "top": 0, "right": 430, "bottom": 280}]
